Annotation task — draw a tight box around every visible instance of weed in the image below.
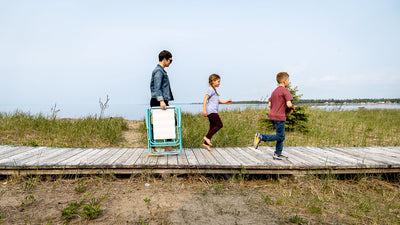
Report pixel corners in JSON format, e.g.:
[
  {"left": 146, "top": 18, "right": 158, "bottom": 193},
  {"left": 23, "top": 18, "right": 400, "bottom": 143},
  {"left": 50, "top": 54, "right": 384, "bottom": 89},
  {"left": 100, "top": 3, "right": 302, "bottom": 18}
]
[
  {"left": 289, "top": 214, "right": 308, "bottom": 224},
  {"left": 260, "top": 193, "right": 274, "bottom": 205},
  {"left": 144, "top": 197, "right": 151, "bottom": 204},
  {"left": 0, "top": 214, "right": 4, "bottom": 224},
  {"left": 24, "top": 177, "right": 39, "bottom": 190},
  {"left": 80, "top": 198, "right": 103, "bottom": 220},
  {"left": 309, "top": 205, "right": 322, "bottom": 214},
  {"left": 75, "top": 179, "right": 87, "bottom": 194},
  {"left": 62, "top": 193, "right": 105, "bottom": 224}
]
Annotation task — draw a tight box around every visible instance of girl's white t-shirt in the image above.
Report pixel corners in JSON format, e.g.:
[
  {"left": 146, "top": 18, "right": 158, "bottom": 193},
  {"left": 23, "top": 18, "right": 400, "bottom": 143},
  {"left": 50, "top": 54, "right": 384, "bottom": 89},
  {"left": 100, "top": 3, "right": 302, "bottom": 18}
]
[{"left": 206, "top": 86, "right": 219, "bottom": 115}]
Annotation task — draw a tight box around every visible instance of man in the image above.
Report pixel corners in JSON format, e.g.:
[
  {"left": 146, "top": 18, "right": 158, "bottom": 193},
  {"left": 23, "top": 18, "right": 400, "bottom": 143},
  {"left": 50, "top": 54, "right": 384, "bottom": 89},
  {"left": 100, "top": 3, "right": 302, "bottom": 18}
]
[
  {"left": 150, "top": 50, "right": 174, "bottom": 109},
  {"left": 149, "top": 50, "right": 174, "bottom": 153}
]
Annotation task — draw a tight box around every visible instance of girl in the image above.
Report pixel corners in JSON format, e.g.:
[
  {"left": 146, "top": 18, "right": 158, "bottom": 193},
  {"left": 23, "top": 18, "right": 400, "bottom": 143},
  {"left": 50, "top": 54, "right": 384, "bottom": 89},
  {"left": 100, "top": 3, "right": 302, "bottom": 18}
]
[{"left": 202, "top": 74, "right": 232, "bottom": 151}]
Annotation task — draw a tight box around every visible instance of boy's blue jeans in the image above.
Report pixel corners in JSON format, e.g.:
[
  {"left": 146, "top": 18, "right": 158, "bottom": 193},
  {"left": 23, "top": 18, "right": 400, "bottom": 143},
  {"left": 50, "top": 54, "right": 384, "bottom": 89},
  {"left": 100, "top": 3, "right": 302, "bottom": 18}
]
[{"left": 260, "top": 120, "right": 285, "bottom": 155}]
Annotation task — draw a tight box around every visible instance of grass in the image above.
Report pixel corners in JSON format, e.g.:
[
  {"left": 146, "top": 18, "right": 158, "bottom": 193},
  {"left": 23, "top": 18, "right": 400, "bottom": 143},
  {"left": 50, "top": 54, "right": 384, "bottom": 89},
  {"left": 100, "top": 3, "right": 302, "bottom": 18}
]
[
  {"left": 139, "top": 108, "right": 400, "bottom": 148},
  {"left": 0, "top": 111, "right": 128, "bottom": 148}
]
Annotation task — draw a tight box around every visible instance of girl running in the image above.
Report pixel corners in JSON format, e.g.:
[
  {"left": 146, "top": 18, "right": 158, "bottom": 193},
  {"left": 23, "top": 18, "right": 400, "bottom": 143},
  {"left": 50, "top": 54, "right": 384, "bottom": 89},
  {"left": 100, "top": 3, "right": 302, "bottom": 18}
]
[{"left": 202, "top": 74, "right": 232, "bottom": 151}]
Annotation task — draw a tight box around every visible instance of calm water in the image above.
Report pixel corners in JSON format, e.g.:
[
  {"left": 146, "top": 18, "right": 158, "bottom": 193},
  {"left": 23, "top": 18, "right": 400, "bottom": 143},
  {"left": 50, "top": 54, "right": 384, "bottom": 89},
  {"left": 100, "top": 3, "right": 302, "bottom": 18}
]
[{"left": 0, "top": 103, "right": 399, "bottom": 120}]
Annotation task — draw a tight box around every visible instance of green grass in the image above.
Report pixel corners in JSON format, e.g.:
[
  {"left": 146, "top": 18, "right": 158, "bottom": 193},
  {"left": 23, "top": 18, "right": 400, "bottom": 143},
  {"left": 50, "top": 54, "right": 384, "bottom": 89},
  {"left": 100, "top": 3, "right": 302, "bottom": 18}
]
[
  {"left": 0, "top": 111, "right": 128, "bottom": 148},
  {"left": 148, "top": 108, "right": 400, "bottom": 148}
]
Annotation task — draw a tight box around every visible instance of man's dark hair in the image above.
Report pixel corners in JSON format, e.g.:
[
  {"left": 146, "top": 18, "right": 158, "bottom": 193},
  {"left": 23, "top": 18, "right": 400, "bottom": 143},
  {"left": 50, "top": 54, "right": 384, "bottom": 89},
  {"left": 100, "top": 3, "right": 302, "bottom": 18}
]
[{"left": 158, "top": 50, "right": 172, "bottom": 62}]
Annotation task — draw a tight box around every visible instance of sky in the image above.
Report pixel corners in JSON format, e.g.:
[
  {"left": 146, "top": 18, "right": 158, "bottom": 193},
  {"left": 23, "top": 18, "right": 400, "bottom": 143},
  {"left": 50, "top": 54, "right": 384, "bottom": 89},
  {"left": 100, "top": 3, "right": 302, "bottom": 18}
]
[{"left": 1, "top": 0, "right": 399, "bottom": 106}]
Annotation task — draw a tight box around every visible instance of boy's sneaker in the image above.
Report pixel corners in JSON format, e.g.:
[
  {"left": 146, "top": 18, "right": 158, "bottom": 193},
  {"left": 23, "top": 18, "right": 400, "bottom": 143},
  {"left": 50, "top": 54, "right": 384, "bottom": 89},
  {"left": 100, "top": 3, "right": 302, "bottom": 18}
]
[
  {"left": 278, "top": 154, "right": 288, "bottom": 159},
  {"left": 273, "top": 154, "right": 282, "bottom": 160},
  {"left": 253, "top": 133, "right": 262, "bottom": 149}
]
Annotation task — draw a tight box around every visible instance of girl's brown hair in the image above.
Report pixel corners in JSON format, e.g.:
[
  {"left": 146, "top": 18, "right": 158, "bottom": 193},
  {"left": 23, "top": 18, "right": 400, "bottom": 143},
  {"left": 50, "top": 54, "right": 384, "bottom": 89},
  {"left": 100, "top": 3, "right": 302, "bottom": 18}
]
[{"left": 209, "top": 74, "right": 220, "bottom": 96}]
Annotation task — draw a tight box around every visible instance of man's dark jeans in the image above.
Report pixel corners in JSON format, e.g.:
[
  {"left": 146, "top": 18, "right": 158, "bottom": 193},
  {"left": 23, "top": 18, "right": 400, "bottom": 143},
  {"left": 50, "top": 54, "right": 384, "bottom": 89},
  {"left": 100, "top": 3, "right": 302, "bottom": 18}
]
[{"left": 260, "top": 120, "right": 285, "bottom": 155}]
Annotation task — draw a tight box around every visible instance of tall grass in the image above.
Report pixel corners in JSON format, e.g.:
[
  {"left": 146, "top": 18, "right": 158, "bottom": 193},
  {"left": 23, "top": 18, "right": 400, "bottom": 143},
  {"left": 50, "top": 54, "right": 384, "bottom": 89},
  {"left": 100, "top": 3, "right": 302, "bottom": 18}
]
[
  {"left": 140, "top": 108, "right": 400, "bottom": 148},
  {"left": 0, "top": 111, "right": 128, "bottom": 148}
]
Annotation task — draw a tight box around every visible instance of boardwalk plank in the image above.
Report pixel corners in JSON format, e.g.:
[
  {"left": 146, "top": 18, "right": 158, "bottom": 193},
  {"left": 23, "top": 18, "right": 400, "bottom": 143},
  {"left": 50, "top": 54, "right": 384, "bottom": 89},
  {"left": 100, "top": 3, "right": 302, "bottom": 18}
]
[
  {"left": 0, "top": 146, "right": 37, "bottom": 164},
  {"left": 0, "top": 147, "right": 44, "bottom": 166},
  {"left": 198, "top": 149, "right": 219, "bottom": 165},
  {"left": 0, "top": 146, "right": 20, "bottom": 156},
  {"left": 53, "top": 148, "right": 87, "bottom": 165},
  {"left": 226, "top": 147, "right": 254, "bottom": 166},
  {"left": 167, "top": 153, "right": 178, "bottom": 166},
  {"left": 121, "top": 149, "right": 145, "bottom": 165},
  {"left": 15, "top": 147, "right": 62, "bottom": 166},
  {"left": 328, "top": 147, "right": 388, "bottom": 165},
  {"left": 213, "top": 148, "right": 242, "bottom": 166},
  {"left": 239, "top": 147, "right": 276, "bottom": 165},
  {"left": 185, "top": 149, "right": 198, "bottom": 165},
  {"left": 157, "top": 153, "right": 168, "bottom": 166},
  {"left": 210, "top": 148, "right": 231, "bottom": 166},
  {"left": 192, "top": 148, "right": 210, "bottom": 165},
  {"left": 102, "top": 148, "right": 131, "bottom": 165},
  {"left": 176, "top": 150, "right": 189, "bottom": 165}
]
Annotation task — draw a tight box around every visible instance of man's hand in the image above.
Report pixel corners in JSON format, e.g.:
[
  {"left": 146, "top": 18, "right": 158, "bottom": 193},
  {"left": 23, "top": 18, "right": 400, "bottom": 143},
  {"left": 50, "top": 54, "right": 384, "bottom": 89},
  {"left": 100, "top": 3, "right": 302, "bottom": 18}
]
[{"left": 160, "top": 101, "right": 167, "bottom": 110}]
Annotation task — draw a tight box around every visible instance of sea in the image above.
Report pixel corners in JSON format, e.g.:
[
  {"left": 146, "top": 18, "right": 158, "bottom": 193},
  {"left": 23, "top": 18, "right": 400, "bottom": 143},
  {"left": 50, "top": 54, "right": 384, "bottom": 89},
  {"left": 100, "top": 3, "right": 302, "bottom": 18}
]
[{"left": 0, "top": 103, "right": 399, "bottom": 120}]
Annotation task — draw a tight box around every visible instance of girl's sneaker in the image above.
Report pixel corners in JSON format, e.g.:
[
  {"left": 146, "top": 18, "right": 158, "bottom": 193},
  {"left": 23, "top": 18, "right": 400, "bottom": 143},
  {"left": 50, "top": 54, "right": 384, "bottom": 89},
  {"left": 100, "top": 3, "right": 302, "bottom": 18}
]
[{"left": 254, "top": 133, "right": 262, "bottom": 149}]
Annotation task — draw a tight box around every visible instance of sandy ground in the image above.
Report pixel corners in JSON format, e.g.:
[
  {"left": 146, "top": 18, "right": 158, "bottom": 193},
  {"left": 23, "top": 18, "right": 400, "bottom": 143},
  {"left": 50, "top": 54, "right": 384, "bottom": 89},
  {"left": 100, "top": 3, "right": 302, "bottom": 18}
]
[
  {"left": 0, "top": 176, "right": 287, "bottom": 225},
  {"left": 121, "top": 120, "right": 144, "bottom": 148}
]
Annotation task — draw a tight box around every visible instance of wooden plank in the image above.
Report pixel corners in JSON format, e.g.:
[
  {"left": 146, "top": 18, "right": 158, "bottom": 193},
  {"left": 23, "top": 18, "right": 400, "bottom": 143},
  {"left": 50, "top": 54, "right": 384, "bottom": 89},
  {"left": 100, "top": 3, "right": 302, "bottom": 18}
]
[
  {"left": 175, "top": 150, "right": 189, "bottom": 165},
  {"left": 115, "top": 148, "right": 138, "bottom": 165},
  {"left": 258, "top": 146, "right": 309, "bottom": 166},
  {"left": 192, "top": 148, "right": 211, "bottom": 165},
  {"left": 320, "top": 147, "right": 367, "bottom": 166},
  {"left": 53, "top": 148, "right": 88, "bottom": 165},
  {"left": 284, "top": 147, "right": 325, "bottom": 166},
  {"left": 156, "top": 153, "right": 168, "bottom": 166},
  {"left": 121, "top": 149, "right": 145, "bottom": 165},
  {"left": 274, "top": 148, "right": 311, "bottom": 166},
  {"left": 198, "top": 148, "right": 219, "bottom": 165},
  {"left": 99, "top": 148, "right": 130, "bottom": 165},
  {"left": 135, "top": 148, "right": 151, "bottom": 165},
  {"left": 328, "top": 147, "right": 388, "bottom": 165},
  {"left": 296, "top": 147, "right": 343, "bottom": 166},
  {"left": 185, "top": 148, "right": 198, "bottom": 165},
  {"left": 226, "top": 147, "right": 254, "bottom": 166},
  {"left": 78, "top": 148, "right": 110, "bottom": 165},
  {"left": 0, "top": 146, "right": 19, "bottom": 156},
  {"left": 53, "top": 148, "right": 91, "bottom": 165},
  {"left": 378, "top": 147, "right": 400, "bottom": 158},
  {"left": 0, "top": 146, "right": 36, "bottom": 164},
  {"left": 21, "top": 147, "right": 84, "bottom": 166},
  {"left": 0, "top": 147, "right": 43, "bottom": 166},
  {"left": 237, "top": 147, "right": 272, "bottom": 165},
  {"left": 209, "top": 147, "right": 230, "bottom": 166},
  {"left": 213, "top": 148, "right": 242, "bottom": 166},
  {"left": 146, "top": 152, "right": 161, "bottom": 166},
  {"left": 167, "top": 153, "right": 178, "bottom": 166},
  {"left": 360, "top": 147, "right": 400, "bottom": 164}
]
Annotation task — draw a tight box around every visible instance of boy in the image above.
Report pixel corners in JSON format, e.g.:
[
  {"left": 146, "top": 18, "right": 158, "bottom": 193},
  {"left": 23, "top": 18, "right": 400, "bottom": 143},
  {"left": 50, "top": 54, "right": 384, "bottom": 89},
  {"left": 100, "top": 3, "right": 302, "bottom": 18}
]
[{"left": 254, "top": 72, "right": 294, "bottom": 160}]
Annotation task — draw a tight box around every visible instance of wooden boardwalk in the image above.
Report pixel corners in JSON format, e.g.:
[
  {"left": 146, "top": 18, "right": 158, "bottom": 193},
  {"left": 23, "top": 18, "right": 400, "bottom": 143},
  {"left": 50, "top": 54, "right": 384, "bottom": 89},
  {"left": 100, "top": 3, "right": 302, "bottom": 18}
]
[{"left": 0, "top": 145, "right": 399, "bottom": 176}]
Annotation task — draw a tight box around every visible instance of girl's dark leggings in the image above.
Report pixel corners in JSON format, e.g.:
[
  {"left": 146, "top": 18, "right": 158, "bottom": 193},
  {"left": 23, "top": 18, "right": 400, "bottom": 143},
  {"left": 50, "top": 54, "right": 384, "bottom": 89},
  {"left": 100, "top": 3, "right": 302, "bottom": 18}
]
[{"left": 204, "top": 113, "right": 223, "bottom": 145}]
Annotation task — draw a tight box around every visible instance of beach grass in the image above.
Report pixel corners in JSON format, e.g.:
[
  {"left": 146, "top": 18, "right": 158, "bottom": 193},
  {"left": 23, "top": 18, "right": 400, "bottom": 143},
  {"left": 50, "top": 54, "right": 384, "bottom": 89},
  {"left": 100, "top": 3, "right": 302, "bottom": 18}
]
[{"left": 0, "top": 111, "right": 128, "bottom": 148}]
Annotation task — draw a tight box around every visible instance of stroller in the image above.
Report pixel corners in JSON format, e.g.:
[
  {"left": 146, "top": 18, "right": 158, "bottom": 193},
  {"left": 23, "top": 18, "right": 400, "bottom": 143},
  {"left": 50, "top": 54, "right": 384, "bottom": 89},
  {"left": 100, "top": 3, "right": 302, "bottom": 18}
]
[{"left": 145, "top": 106, "right": 183, "bottom": 155}]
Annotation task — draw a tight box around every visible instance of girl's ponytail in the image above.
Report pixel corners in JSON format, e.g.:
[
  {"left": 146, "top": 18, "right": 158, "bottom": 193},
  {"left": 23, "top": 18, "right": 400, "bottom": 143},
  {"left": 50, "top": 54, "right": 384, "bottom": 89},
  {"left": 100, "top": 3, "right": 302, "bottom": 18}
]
[{"left": 209, "top": 74, "right": 220, "bottom": 96}]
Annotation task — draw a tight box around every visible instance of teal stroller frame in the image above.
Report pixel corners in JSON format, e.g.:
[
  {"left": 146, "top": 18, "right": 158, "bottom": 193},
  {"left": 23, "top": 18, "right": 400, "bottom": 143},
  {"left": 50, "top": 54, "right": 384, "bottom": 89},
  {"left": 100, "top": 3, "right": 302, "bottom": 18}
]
[{"left": 145, "top": 106, "right": 182, "bottom": 155}]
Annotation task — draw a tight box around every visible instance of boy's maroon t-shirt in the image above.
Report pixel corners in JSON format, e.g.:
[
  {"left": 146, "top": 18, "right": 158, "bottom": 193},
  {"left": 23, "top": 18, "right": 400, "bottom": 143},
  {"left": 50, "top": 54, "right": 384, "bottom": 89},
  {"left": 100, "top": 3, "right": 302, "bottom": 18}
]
[{"left": 268, "top": 86, "right": 293, "bottom": 121}]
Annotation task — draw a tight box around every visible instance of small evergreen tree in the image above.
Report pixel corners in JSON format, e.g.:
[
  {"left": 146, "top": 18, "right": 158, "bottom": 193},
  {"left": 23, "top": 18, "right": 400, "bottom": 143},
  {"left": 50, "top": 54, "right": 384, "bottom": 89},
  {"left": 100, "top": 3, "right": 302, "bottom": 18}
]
[{"left": 261, "top": 84, "right": 310, "bottom": 133}]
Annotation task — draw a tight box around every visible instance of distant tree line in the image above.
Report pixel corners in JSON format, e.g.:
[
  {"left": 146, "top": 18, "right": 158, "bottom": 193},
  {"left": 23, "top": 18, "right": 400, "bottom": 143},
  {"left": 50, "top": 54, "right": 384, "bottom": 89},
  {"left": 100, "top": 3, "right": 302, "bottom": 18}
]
[{"left": 231, "top": 98, "right": 400, "bottom": 104}]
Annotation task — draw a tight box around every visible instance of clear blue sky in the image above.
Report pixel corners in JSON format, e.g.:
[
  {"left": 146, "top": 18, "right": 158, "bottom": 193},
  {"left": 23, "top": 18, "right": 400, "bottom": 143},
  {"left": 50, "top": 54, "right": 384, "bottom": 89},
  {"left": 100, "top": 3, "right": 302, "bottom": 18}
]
[{"left": 1, "top": 0, "right": 399, "bottom": 105}]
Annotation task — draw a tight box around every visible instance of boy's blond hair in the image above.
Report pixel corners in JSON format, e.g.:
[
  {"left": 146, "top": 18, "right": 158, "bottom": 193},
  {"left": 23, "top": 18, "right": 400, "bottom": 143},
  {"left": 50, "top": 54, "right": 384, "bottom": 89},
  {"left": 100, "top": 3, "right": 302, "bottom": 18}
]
[{"left": 276, "top": 72, "right": 289, "bottom": 84}]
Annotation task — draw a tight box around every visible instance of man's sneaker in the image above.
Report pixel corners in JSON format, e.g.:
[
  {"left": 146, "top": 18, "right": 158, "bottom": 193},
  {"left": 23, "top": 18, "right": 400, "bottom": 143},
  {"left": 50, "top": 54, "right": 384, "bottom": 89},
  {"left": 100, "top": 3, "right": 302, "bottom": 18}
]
[
  {"left": 278, "top": 154, "right": 288, "bottom": 159},
  {"left": 273, "top": 154, "right": 282, "bottom": 160},
  {"left": 254, "top": 133, "right": 262, "bottom": 149}
]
